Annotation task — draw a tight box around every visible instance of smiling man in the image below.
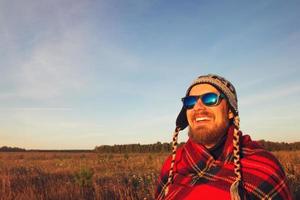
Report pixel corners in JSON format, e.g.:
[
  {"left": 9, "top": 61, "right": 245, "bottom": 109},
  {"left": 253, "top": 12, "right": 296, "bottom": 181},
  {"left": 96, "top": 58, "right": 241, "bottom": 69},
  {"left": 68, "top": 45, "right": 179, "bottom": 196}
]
[
  {"left": 187, "top": 83, "right": 233, "bottom": 148},
  {"left": 155, "top": 74, "right": 292, "bottom": 200}
]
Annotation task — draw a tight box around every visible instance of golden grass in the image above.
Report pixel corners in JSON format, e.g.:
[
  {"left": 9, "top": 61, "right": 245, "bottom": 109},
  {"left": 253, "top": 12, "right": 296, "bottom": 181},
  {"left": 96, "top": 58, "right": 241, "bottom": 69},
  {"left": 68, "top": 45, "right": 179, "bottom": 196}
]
[
  {"left": 0, "top": 151, "right": 299, "bottom": 199},
  {"left": 0, "top": 152, "right": 167, "bottom": 200},
  {"left": 271, "top": 150, "right": 300, "bottom": 199}
]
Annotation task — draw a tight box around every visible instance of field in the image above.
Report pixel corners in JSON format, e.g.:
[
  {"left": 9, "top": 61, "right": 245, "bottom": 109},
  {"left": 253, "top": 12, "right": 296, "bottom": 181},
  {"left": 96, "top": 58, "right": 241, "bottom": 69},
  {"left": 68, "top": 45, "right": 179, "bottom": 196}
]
[{"left": 0, "top": 151, "right": 299, "bottom": 200}]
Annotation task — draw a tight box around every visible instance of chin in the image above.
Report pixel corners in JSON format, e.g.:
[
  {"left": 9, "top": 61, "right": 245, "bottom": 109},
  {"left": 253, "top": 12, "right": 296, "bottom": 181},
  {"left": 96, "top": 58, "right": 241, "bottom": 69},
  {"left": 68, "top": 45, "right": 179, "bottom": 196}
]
[{"left": 188, "top": 125, "right": 226, "bottom": 146}]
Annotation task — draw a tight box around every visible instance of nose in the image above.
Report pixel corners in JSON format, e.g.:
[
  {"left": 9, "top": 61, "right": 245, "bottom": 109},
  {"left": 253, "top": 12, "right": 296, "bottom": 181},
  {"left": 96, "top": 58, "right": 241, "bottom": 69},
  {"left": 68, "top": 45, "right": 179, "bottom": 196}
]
[{"left": 193, "top": 98, "right": 206, "bottom": 111}]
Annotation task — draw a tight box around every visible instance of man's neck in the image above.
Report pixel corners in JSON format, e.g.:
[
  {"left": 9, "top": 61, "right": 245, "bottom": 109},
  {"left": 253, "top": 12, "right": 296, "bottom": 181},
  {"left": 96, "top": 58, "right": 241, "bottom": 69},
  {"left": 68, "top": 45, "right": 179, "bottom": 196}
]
[{"left": 207, "top": 134, "right": 227, "bottom": 160}]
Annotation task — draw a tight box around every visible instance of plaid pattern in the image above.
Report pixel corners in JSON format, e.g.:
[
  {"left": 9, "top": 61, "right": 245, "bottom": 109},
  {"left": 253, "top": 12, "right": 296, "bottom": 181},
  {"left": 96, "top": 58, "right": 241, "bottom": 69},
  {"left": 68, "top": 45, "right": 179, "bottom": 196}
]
[{"left": 155, "top": 126, "right": 292, "bottom": 200}]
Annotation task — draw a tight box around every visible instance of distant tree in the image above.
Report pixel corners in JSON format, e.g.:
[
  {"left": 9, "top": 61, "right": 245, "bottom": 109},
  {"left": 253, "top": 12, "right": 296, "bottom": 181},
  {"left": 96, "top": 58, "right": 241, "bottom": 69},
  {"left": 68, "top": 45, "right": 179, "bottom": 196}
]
[{"left": 0, "top": 146, "right": 26, "bottom": 152}]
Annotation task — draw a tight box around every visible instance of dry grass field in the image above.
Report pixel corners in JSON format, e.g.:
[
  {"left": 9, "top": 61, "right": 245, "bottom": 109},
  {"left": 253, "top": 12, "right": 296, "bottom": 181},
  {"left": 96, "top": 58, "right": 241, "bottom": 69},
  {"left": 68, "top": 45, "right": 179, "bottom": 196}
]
[{"left": 0, "top": 151, "right": 299, "bottom": 200}]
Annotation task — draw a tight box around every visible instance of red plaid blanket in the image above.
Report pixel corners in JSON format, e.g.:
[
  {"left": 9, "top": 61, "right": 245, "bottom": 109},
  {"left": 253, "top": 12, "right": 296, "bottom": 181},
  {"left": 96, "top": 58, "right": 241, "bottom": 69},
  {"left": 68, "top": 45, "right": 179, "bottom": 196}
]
[{"left": 155, "top": 126, "right": 292, "bottom": 200}]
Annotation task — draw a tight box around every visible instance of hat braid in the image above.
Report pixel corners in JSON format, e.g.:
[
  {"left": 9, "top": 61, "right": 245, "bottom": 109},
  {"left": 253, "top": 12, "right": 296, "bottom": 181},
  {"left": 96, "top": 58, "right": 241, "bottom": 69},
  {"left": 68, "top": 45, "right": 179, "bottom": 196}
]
[
  {"left": 230, "top": 115, "right": 243, "bottom": 200},
  {"left": 164, "top": 127, "right": 180, "bottom": 196}
]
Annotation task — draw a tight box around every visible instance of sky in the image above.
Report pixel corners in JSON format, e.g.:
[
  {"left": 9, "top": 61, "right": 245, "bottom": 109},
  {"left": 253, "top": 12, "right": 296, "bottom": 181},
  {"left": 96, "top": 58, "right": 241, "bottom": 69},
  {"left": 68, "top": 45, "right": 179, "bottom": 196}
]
[{"left": 1, "top": 0, "right": 300, "bottom": 149}]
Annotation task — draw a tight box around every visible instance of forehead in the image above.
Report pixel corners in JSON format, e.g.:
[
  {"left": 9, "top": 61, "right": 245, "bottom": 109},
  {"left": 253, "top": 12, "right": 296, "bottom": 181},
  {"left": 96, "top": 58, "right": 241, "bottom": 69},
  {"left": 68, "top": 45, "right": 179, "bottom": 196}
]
[{"left": 189, "top": 83, "right": 219, "bottom": 95}]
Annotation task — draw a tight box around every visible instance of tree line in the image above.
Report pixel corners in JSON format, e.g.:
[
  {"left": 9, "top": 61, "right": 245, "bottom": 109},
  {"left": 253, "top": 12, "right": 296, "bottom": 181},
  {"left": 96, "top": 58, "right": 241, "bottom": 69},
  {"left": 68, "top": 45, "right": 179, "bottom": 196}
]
[
  {"left": 94, "top": 140, "right": 300, "bottom": 153},
  {"left": 94, "top": 142, "right": 179, "bottom": 153},
  {"left": 1, "top": 140, "right": 300, "bottom": 152},
  {"left": 0, "top": 146, "right": 26, "bottom": 152},
  {"left": 257, "top": 140, "right": 300, "bottom": 151}
]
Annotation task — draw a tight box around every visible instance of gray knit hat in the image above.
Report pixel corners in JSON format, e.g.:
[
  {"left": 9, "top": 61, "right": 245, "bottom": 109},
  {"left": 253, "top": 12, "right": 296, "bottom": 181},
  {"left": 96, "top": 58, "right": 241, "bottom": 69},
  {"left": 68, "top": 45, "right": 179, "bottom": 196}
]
[
  {"left": 165, "top": 74, "right": 244, "bottom": 199},
  {"left": 176, "top": 74, "right": 238, "bottom": 130}
]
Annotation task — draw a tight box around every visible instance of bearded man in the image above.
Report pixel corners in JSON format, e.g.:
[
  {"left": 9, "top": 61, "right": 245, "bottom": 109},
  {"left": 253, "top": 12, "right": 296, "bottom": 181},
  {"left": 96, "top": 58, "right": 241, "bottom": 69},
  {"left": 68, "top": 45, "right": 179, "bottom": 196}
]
[{"left": 155, "top": 74, "right": 292, "bottom": 200}]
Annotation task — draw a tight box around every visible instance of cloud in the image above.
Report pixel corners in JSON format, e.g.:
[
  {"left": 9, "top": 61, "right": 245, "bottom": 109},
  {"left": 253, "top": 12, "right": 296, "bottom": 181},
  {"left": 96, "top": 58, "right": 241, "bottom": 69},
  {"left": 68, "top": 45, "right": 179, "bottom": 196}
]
[
  {"left": 237, "top": 67, "right": 300, "bottom": 90},
  {"left": 14, "top": 33, "right": 89, "bottom": 100},
  {"left": 0, "top": 107, "right": 72, "bottom": 111},
  {"left": 0, "top": 1, "right": 96, "bottom": 101},
  {"left": 0, "top": 0, "right": 148, "bottom": 102},
  {"left": 240, "top": 83, "right": 300, "bottom": 107}
]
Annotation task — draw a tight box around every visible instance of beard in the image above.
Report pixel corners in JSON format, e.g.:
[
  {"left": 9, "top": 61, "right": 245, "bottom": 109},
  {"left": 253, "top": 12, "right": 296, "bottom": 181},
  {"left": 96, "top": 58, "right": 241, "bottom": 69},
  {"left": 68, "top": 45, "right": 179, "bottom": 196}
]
[{"left": 188, "top": 117, "right": 230, "bottom": 147}]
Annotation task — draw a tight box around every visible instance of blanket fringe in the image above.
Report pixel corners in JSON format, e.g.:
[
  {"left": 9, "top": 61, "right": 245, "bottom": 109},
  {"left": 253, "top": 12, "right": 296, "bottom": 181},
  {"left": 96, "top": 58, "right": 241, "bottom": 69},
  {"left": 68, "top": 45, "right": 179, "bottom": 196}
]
[{"left": 230, "top": 180, "right": 241, "bottom": 200}]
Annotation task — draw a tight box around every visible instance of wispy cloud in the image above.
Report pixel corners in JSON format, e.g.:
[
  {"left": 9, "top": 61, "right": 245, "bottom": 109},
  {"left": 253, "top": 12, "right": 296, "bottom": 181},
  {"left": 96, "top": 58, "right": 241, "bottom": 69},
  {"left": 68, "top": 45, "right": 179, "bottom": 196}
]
[
  {"left": 0, "top": 1, "right": 96, "bottom": 101},
  {"left": 238, "top": 68, "right": 300, "bottom": 90},
  {"left": 0, "top": 107, "right": 72, "bottom": 111},
  {"left": 240, "top": 83, "right": 300, "bottom": 106},
  {"left": 0, "top": 0, "right": 147, "bottom": 102},
  {"left": 14, "top": 33, "right": 88, "bottom": 100}
]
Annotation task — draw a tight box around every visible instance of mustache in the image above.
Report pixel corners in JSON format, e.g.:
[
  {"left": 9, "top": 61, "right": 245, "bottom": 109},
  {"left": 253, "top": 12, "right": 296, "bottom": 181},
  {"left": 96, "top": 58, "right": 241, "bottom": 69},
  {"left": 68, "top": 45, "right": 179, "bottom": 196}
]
[{"left": 193, "top": 111, "right": 214, "bottom": 118}]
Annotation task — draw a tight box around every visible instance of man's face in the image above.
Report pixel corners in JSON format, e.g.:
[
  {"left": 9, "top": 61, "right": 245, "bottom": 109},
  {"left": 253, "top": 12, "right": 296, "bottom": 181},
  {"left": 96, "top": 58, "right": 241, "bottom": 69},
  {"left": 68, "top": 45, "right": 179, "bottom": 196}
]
[{"left": 187, "top": 84, "right": 233, "bottom": 148}]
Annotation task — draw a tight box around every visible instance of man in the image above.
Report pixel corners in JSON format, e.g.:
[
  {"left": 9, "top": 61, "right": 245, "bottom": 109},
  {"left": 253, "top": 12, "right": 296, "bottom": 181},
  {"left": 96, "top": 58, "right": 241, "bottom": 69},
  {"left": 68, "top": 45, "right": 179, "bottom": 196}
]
[{"left": 155, "top": 74, "right": 292, "bottom": 200}]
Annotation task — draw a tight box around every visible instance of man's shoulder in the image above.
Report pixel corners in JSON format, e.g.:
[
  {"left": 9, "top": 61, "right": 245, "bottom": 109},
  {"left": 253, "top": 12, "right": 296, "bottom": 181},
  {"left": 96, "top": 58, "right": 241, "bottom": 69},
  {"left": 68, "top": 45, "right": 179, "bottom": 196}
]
[
  {"left": 240, "top": 135, "right": 292, "bottom": 199},
  {"left": 241, "top": 135, "right": 285, "bottom": 176},
  {"left": 160, "top": 144, "right": 186, "bottom": 170}
]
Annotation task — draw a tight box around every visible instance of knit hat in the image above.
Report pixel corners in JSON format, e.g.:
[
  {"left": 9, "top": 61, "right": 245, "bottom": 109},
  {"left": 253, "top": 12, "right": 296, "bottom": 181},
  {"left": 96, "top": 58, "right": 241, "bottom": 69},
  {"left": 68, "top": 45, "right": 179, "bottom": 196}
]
[{"left": 165, "top": 74, "right": 244, "bottom": 200}]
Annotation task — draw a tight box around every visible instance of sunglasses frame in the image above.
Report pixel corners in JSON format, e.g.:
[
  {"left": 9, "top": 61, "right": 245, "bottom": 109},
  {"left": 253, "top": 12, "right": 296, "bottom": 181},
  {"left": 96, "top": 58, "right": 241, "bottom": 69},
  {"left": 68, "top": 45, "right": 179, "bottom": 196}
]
[{"left": 181, "top": 92, "right": 225, "bottom": 109}]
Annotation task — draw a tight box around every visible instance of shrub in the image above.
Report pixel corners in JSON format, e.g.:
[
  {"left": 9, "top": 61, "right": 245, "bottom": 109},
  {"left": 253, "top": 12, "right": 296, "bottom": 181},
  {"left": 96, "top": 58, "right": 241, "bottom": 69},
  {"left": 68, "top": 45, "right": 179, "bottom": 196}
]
[{"left": 74, "top": 167, "right": 94, "bottom": 187}]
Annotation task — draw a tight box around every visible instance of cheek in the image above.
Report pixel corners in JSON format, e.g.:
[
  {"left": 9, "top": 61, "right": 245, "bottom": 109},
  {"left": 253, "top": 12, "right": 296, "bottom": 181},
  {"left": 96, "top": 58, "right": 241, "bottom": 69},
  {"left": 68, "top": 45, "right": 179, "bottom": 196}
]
[
  {"left": 215, "top": 108, "right": 228, "bottom": 123},
  {"left": 186, "top": 110, "right": 193, "bottom": 123}
]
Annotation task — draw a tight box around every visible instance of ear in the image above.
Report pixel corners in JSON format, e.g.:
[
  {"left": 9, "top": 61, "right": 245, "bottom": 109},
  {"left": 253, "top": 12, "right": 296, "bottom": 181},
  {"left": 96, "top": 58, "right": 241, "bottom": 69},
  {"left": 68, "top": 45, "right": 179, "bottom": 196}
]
[{"left": 228, "top": 109, "right": 234, "bottom": 119}]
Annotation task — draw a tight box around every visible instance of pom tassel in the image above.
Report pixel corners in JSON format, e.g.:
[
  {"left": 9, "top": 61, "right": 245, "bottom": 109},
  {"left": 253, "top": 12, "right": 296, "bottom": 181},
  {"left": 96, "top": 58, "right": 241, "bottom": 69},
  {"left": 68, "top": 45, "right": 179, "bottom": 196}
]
[{"left": 230, "top": 180, "right": 242, "bottom": 200}]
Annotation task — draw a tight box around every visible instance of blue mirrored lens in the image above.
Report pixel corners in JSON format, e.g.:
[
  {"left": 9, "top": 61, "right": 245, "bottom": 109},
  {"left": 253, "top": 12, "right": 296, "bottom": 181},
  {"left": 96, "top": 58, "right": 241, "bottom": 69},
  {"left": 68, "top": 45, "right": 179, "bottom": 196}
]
[
  {"left": 202, "top": 93, "right": 218, "bottom": 106},
  {"left": 183, "top": 96, "right": 197, "bottom": 109}
]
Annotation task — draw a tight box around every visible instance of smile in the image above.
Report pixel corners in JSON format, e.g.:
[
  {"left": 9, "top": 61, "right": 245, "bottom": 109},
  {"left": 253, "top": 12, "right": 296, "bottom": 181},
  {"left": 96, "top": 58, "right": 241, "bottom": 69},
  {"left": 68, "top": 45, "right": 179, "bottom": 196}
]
[{"left": 195, "top": 117, "right": 211, "bottom": 121}]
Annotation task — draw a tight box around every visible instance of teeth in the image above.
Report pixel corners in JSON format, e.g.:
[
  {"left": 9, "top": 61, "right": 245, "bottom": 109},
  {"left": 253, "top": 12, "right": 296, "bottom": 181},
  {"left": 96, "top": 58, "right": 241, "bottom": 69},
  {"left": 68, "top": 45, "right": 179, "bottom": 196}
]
[{"left": 195, "top": 117, "right": 210, "bottom": 121}]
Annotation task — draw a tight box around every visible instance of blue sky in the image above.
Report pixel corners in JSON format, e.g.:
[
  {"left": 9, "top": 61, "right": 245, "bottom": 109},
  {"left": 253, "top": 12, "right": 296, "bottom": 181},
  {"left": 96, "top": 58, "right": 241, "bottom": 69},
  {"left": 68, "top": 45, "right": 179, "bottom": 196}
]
[{"left": 1, "top": 0, "right": 300, "bottom": 149}]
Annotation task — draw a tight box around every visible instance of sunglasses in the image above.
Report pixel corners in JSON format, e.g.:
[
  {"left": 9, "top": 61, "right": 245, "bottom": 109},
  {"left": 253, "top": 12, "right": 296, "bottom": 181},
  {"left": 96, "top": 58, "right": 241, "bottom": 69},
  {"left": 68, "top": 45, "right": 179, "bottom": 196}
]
[{"left": 181, "top": 92, "right": 225, "bottom": 109}]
